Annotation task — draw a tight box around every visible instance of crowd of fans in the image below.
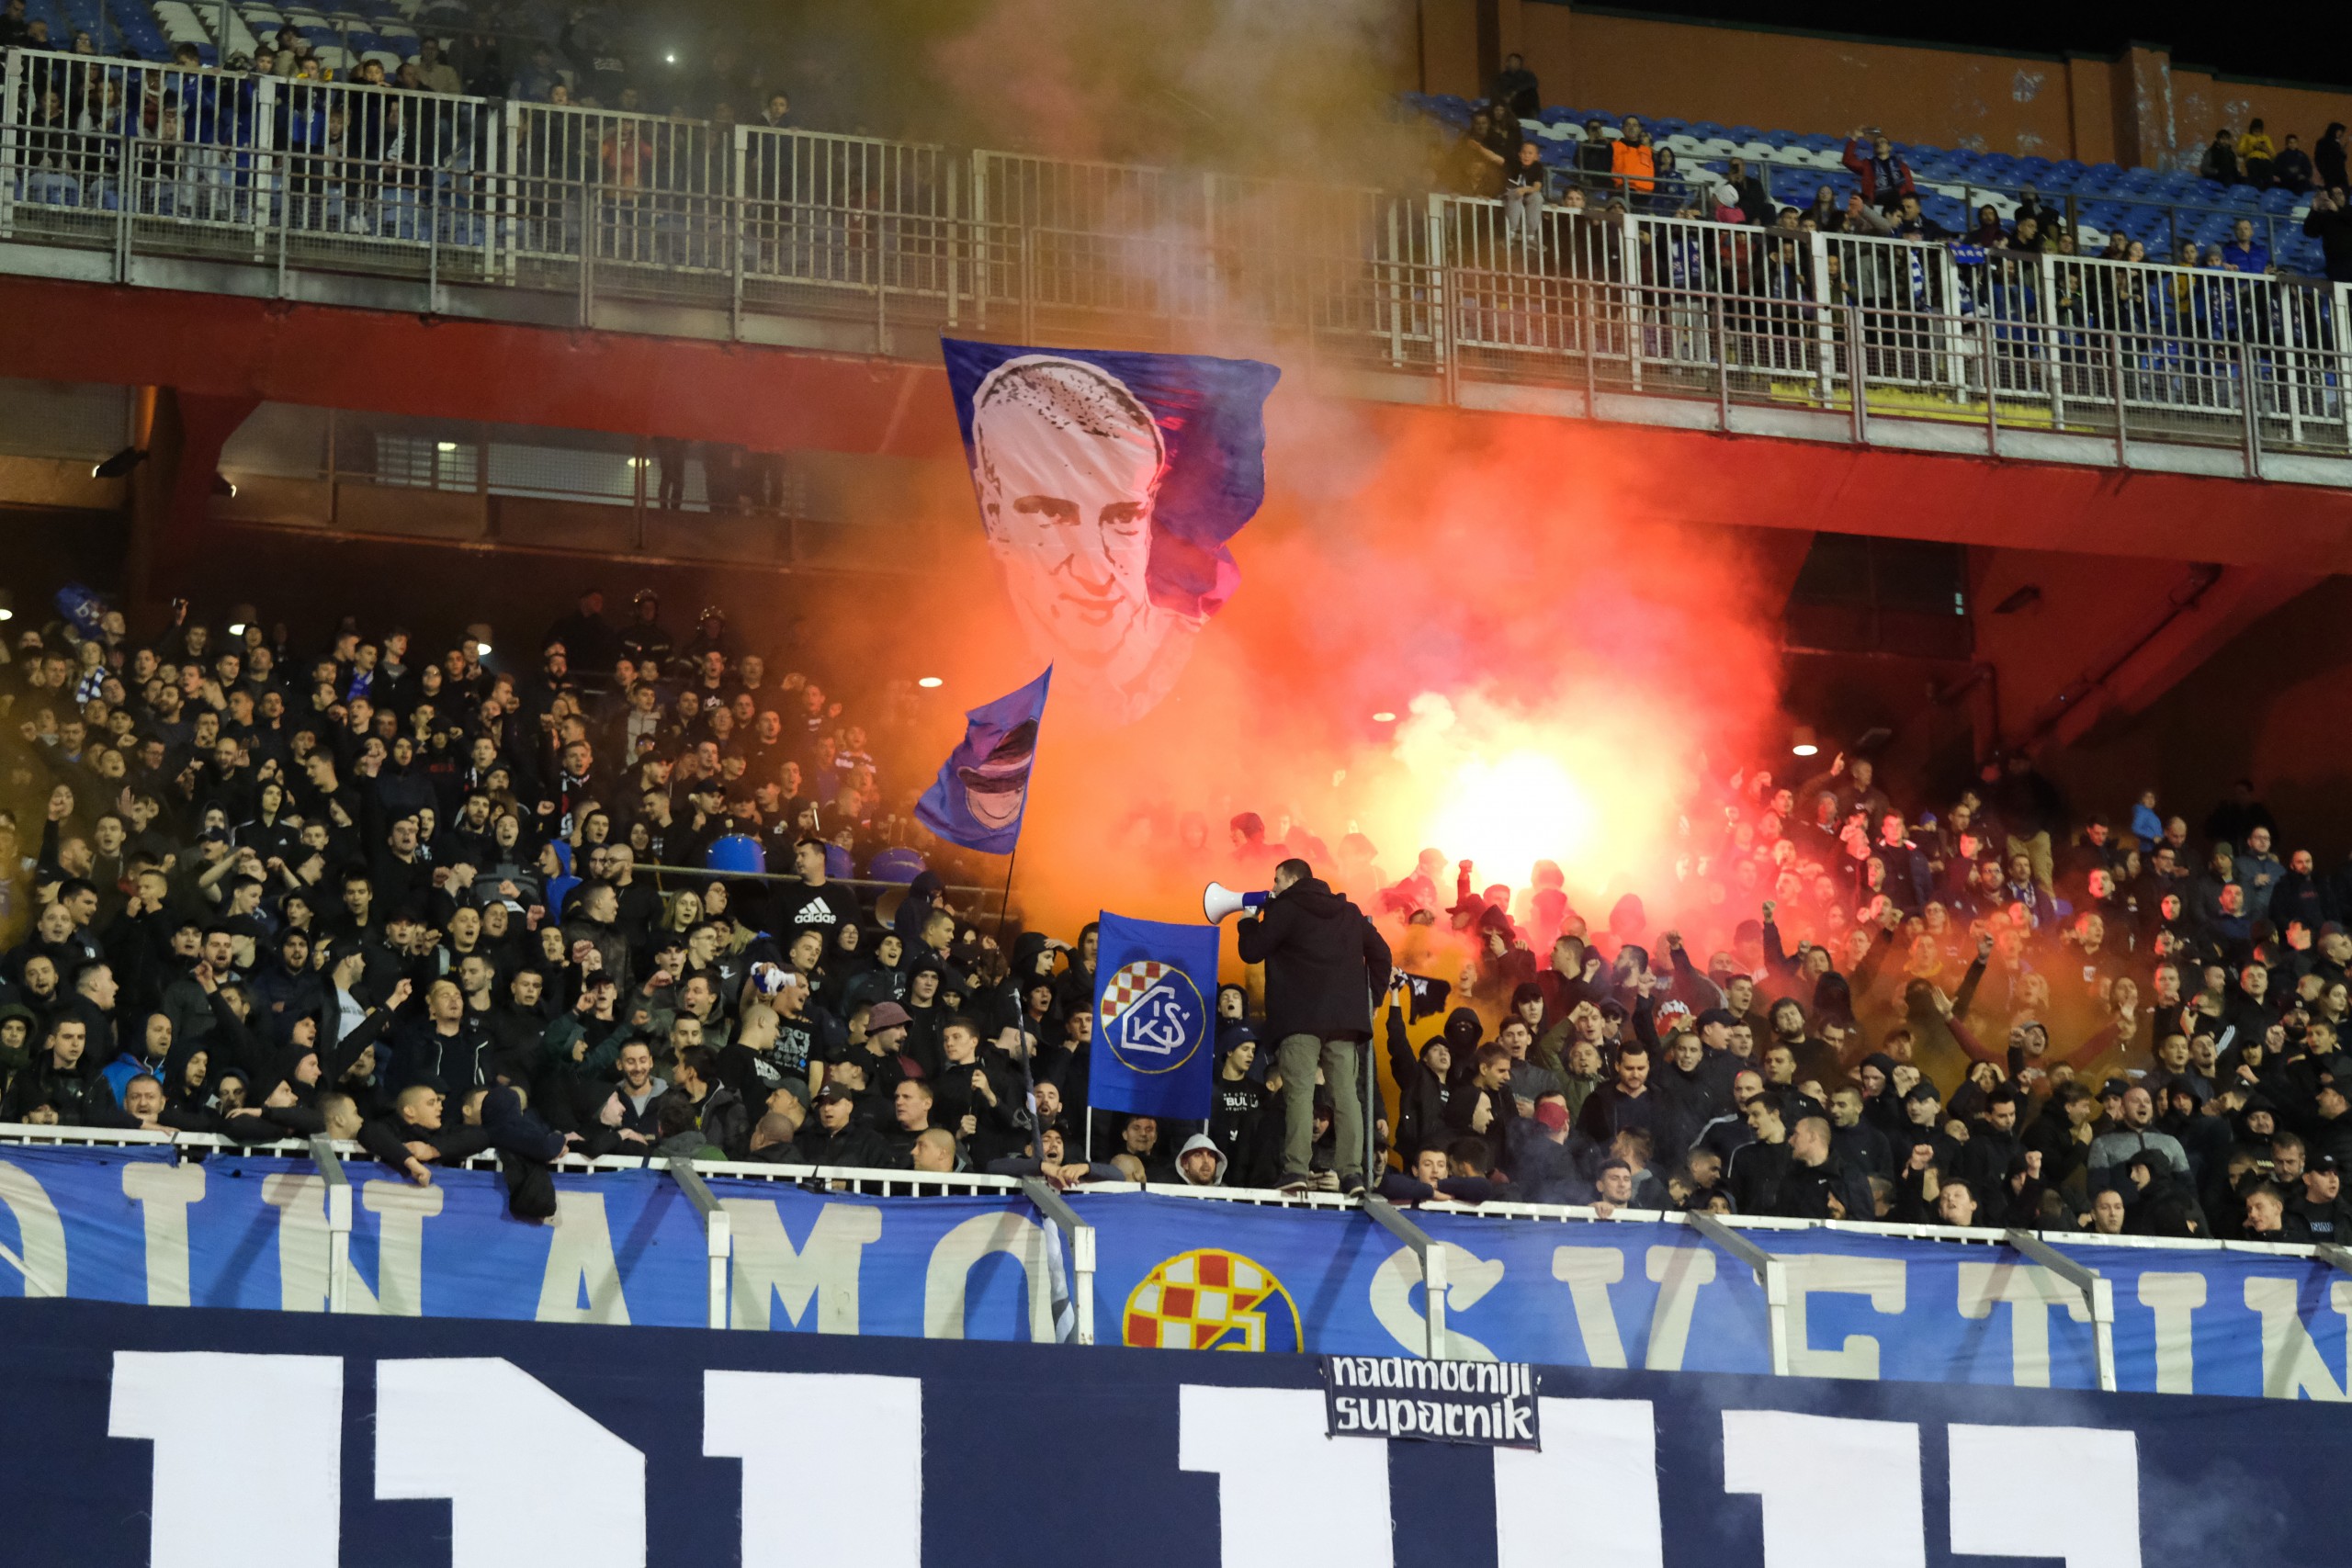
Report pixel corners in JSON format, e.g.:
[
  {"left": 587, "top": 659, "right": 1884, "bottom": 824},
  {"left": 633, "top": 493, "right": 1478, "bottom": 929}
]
[
  {"left": 1446, "top": 64, "right": 2352, "bottom": 288},
  {"left": 0, "top": 578, "right": 2341, "bottom": 1248}
]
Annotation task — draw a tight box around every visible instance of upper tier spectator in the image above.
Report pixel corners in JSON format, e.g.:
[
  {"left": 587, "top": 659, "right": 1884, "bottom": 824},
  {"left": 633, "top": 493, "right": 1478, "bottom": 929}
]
[
  {"left": 1842, "top": 127, "right": 1916, "bottom": 212},
  {"left": 2319, "top": 125, "right": 2349, "bottom": 193},
  {"left": 2303, "top": 188, "right": 2352, "bottom": 283},
  {"left": 2236, "top": 120, "right": 2277, "bottom": 187},
  {"left": 2200, "top": 130, "right": 2240, "bottom": 186},
  {"left": 2272, "top": 134, "right": 2313, "bottom": 194},
  {"left": 1611, "top": 115, "right": 1655, "bottom": 198},
  {"left": 1576, "top": 118, "right": 1613, "bottom": 193},
  {"left": 1489, "top": 51, "right": 1539, "bottom": 122}
]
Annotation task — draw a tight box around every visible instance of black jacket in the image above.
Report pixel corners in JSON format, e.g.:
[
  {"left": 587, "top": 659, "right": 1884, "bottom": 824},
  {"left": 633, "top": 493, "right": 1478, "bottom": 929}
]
[
  {"left": 1773, "top": 1152, "right": 1872, "bottom": 1219},
  {"left": 1235, "top": 878, "right": 1391, "bottom": 1043},
  {"left": 799, "top": 1118, "right": 893, "bottom": 1169}
]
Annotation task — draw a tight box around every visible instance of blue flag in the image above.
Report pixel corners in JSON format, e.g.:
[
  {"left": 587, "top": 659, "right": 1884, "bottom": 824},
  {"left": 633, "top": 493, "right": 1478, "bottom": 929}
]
[
  {"left": 913, "top": 669, "right": 1051, "bottom": 855},
  {"left": 1089, "top": 912, "right": 1219, "bottom": 1120},
  {"left": 941, "top": 337, "right": 1280, "bottom": 724}
]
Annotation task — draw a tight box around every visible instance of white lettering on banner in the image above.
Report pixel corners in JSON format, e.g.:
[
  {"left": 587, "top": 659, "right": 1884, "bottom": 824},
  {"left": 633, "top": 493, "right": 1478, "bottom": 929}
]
[
  {"left": 1371, "top": 1242, "right": 1505, "bottom": 1359},
  {"left": 263, "top": 1175, "right": 442, "bottom": 1314},
  {"left": 2243, "top": 1277, "right": 2352, "bottom": 1401},
  {"left": 720, "top": 1198, "right": 878, "bottom": 1332},
  {"left": 536, "top": 1190, "right": 632, "bottom": 1325},
  {"left": 1781, "top": 1256, "right": 1907, "bottom": 1380},
  {"left": 1641, "top": 1245, "right": 1718, "bottom": 1372},
  {"left": 1955, "top": 1262, "right": 2091, "bottom": 1387},
  {"left": 1180, "top": 1385, "right": 1393, "bottom": 1568},
  {"left": 1722, "top": 1410, "right": 1925, "bottom": 1568},
  {"left": 0, "top": 1157, "right": 68, "bottom": 1295},
  {"left": 2136, "top": 1272, "right": 2206, "bottom": 1394},
  {"left": 922, "top": 1211, "right": 1053, "bottom": 1340},
  {"left": 261, "top": 1174, "right": 334, "bottom": 1312},
  {"left": 378, "top": 1358, "right": 645, "bottom": 1566},
  {"left": 1551, "top": 1247, "right": 1630, "bottom": 1369},
  {"left": 1949, "top": 1424, "right": 2141, "bottom": 1566},
  {"left": 357, "top": 1180, "right": 446, "bottom": 1316},
  {"left": 122, "top": 1162, "right": 204, "bottom": 1309},
  {"left": 108, "top": 1352, "right": 343, "bottom": 1568},
  {"left": 1494, "top": 1399, "right": 1663, "bottom": 1568},
  {"left": 705, "top": 1371, "right": 921, "bottom": 1568}
]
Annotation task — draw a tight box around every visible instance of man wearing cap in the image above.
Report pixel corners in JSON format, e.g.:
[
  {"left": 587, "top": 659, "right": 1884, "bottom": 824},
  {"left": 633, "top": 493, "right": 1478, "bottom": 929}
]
[
  {"left": 2307, "top": 1081, "right": 2352, "bottom": 1168},
  {"left": 802, "top": 1083, "right": 892, "bottom": 1168},
  {"left": 2287, "top": 1154, "right": 2352, "bottom": 1241},
  {"left": 855, "top": 1000, "right": 917, "bottom": 1092},
  {"left": 1901, "top": 1080, "right": 1962, "bottom": 1172},
  {"left": 1235, "top": 856, "right": 1391, "bottom": 1197}
]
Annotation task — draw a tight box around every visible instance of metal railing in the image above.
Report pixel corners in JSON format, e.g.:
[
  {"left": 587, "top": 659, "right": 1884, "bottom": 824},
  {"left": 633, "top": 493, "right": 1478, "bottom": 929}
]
[
  {"left": 6, "top": 1121, "right": 2346, "bottom": 1367},
  {"left": 6, "top": 46, "right": 2352, "bottom": 483}
]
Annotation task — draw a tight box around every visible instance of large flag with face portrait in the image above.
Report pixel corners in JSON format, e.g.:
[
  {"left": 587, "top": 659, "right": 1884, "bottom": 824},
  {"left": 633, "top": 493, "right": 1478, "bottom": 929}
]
[
  {"left": 915, "top": 668, "right": 1052, "bottom": 855},
  {"left": 941, "top": 338, "right": 1280, "bottom": 726}
]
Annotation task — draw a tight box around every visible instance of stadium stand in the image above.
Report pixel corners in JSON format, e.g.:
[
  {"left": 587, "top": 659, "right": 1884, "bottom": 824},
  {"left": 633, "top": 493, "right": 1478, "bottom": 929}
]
[
  {"left": 1407, "top": 91, "right": 2337, "bottom": 278},
  {"left": 0, "top": 577, "right": 2340, "bottom": 1251}
]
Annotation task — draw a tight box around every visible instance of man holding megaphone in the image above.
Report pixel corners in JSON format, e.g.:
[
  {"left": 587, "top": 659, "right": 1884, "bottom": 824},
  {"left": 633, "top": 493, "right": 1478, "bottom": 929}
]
[{"left": 1232, "top": 858, "right": 1392, "bottom": 1195}]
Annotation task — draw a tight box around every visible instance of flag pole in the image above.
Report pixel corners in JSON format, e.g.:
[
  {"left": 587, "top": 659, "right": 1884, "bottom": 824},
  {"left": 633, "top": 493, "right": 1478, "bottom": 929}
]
[{"left": 989, "top": 833, "right": 1041, "bottom": 1160}]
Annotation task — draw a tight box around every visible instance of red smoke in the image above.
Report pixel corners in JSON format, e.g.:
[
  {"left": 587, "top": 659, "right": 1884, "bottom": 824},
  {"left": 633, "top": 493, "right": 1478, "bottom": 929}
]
[
  {"left": 836, "top": 0, "right": 1794, "bottom": 956},
  {"left": 900, "top": 396, "right": 1792, "bottom": 958}
]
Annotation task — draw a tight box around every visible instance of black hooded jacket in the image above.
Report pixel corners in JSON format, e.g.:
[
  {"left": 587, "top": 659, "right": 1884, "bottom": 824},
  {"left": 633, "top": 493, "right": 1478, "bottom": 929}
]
[
  {"left": 1235, "top": 877, "right": 1392, "bottom": 1043},
  {"left": 1386, "top": 1005, "right": 1465, "bottom": 1160}
]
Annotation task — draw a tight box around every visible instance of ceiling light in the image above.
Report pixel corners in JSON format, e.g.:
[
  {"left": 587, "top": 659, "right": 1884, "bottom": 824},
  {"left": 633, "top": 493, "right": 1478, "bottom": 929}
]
[
  {"left": 1370, "top": 710, "right": 1396, "bottom": 724},
  {"left": 916, "top": 676, "right": 944, "bottom": 689},
  {"left": 1790, "top": 725, "right": 1819, "bottom": 758}
]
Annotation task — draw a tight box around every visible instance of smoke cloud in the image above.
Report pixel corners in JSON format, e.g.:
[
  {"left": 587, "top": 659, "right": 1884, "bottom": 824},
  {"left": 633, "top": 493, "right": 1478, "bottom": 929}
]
[{"left": 766, "top": 0, "right": 1793, "bottom": 948}]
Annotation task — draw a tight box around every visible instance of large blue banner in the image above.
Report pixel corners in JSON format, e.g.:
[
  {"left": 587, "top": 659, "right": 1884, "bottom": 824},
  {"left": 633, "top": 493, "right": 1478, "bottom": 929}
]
[
  {"left": 4, "top": 1294, "right": 2343, "bottom": 1567},
  {"left": 941, "top": 336, "right": 1279, "bottom": 723},
  {"left": 2, "top": 1146, "right": 2349, "bottom": 1401},
  {"left": 1090, "top": 912, "right": 1220, "bottom": 1119}
]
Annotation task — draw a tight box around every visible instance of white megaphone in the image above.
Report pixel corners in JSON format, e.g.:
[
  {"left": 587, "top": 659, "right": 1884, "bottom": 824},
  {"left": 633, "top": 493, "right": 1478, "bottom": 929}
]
[{"left": 1203, "top": 882, "right": 1270, "bottom": 923}]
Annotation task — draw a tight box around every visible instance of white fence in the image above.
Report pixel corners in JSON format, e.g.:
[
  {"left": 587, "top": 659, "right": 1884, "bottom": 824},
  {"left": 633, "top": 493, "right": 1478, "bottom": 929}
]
[{"left": 6, "top": 47, "right": 2351, "bottom": 475}]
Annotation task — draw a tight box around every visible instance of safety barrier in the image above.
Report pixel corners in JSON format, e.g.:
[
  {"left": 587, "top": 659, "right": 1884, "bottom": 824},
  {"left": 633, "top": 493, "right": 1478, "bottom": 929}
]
[{"left": 6, "top": 1122, "right": 2349, "bottom": 1397}]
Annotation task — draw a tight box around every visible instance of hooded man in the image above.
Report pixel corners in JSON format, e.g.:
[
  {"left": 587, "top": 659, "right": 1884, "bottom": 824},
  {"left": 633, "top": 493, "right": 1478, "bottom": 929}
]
[{"left": 1174, "top": 1132, "right": 1228, "bottom": 1187}]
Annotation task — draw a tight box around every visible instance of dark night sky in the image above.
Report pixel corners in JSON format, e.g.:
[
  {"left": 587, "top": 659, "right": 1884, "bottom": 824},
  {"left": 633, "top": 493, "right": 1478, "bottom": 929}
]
[{"left": 1586, "top": 0, "right": 2352, "bottom": 88}]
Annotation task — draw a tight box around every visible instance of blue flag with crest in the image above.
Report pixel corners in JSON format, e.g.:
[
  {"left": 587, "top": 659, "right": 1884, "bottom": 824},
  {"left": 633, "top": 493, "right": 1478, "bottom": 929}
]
[
  {"left": 1089, "top": 912, "right": 1219, "bottom": 1120},
  {"left": 914, "top": 669, "right": 1051, "bottom": 855}
]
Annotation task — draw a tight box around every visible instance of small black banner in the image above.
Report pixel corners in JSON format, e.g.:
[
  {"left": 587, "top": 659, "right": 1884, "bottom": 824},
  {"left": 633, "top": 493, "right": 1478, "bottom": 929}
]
[{"left": 1319, "top": 1356, "right": 1541, "bottom": 1449}]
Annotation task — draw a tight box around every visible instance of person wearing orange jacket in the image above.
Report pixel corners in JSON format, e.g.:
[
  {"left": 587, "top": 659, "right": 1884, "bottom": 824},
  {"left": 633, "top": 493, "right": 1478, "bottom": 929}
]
[{"left": 1610, "top": 114, "right": 1656, "bottom": 197}]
